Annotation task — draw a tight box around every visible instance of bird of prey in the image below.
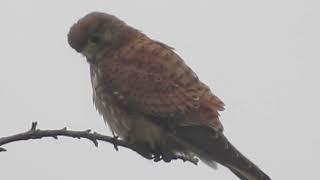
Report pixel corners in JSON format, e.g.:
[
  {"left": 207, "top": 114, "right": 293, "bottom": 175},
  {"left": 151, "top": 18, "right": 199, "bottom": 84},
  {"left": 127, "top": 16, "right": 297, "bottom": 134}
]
[{"left": 68, "top": 12, "right": 271, "bottom": 180}]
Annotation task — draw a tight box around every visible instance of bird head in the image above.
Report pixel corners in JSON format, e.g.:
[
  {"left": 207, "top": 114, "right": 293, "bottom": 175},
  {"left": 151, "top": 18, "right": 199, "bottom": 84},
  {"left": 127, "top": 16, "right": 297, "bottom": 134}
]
[{"left": 68, "top": 12, "right": 137, "bottom": 63}]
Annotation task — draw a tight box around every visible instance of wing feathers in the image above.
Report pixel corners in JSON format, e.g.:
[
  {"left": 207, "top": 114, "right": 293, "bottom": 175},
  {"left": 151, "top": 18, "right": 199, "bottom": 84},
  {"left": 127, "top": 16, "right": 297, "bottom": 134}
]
[
  {"left": 98, "top": 37, "right": 224, "bottom": 129},
  {"left": 174, "top": 125, "right": 271, "bottom": 180}
]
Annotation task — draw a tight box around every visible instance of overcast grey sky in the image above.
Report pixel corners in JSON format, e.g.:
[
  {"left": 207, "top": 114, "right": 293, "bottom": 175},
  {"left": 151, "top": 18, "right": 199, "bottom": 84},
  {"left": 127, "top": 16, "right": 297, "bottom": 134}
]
[{"left": 0, "top": 0, "right": 319, "bottom": 179}]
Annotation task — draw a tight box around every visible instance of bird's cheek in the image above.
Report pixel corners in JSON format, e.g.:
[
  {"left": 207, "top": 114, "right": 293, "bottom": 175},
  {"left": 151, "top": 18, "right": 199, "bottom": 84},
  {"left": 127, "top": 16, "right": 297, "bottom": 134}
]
[{"left": 81, "top": 42, "right": 97, "bottom": 60}]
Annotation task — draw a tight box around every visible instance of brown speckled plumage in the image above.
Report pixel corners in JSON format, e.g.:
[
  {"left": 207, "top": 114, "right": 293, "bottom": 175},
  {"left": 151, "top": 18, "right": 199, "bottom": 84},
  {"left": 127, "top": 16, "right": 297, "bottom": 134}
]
[{"left": 68, "top": 12, "right": 270, "bottom": 180}]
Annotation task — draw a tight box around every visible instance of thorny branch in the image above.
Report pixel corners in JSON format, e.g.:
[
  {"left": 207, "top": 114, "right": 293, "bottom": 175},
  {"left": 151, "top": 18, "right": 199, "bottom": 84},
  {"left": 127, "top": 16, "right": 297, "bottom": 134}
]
[{"left": 0, "top": 122, "right": 198, "bottom": 165}]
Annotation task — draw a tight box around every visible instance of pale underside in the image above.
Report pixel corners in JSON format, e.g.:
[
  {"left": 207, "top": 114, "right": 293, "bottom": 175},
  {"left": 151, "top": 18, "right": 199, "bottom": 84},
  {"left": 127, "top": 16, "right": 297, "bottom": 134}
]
[{"left": 91, "top": 66, "right": 164, "bottom": 147}]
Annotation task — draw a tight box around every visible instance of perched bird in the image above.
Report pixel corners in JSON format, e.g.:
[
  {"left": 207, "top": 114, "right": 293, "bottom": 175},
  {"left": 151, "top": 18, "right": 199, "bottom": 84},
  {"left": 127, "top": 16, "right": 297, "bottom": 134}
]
[{"left": 68, "top": 12, "right": 271, "bottom": 180}]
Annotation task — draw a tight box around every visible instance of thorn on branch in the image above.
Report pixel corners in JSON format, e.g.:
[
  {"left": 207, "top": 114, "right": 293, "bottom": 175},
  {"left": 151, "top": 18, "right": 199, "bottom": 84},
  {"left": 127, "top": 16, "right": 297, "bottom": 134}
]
[
  {"left": 112, "top": 136, "right": 119, "bottom": 151},
  {"left": 92, "top": 139, "right": 99, "bottom": 147},
  {"left": 0, "top": 147, "right": 7, "bottom": 152},
  {"left": 30, "top": 122, "right": 38, "bottom": 131}
]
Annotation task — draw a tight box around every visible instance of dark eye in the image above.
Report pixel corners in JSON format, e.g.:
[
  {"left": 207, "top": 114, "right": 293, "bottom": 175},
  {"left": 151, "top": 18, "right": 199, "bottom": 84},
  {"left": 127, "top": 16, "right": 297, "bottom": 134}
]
[{"left": 89, "top": 34, "right": 100, "bottom": 43}]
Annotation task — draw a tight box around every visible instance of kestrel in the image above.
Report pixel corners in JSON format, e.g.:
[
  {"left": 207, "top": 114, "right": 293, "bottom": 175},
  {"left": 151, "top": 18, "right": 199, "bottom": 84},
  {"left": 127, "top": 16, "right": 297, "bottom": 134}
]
[{"left": 68, "top": 12, "right": 271, "bottom": 180}]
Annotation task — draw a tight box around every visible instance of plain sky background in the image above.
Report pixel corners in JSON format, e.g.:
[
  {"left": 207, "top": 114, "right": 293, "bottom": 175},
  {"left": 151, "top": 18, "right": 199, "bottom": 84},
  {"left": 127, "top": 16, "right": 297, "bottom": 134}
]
[{"left": 0, "top": 0, "right": 319, "bottom": 179}]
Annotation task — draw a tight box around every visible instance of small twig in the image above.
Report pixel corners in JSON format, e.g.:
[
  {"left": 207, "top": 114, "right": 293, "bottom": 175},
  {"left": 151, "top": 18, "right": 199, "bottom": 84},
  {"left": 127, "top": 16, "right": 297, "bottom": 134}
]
[{"left": 0, "top": 122, "right": 198, "bottom": 165}]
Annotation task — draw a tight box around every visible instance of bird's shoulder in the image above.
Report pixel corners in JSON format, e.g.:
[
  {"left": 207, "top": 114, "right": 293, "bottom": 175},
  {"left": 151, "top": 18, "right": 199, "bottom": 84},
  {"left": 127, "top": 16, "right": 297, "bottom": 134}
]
[{"left": 96, "top": 36, "right": 224, "bottom": 129}]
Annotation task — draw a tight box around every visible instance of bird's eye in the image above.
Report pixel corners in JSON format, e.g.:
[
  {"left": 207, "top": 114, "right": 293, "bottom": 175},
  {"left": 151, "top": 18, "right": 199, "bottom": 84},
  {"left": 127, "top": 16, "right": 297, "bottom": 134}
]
[{"left": 89, "top": 34, "right": 101, "bottom": 44}]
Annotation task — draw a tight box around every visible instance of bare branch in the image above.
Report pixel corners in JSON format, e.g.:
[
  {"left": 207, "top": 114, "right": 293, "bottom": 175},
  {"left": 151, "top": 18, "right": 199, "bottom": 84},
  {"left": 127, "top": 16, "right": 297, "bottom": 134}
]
[{"left": 0, "top": 122, "right": 198, "bottom": 165}]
